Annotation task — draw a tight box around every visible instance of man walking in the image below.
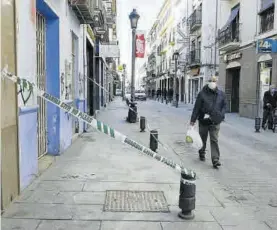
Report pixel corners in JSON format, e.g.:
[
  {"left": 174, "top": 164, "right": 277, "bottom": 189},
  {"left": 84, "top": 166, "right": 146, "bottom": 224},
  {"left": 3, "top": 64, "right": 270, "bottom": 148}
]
[
  {"left": 262, "top": 84, "right": 277, "bottom": 130},
  {"left": 190, "top": 76, "right": 227, "bottom": 168}
]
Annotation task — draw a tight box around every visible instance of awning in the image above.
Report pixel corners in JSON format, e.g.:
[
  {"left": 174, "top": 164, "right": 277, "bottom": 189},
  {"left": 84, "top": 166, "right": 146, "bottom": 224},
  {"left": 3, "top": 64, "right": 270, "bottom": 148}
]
[
  {"left": 259, "top": 0, "right": 274, "bottom": 14},
  {"left": 226, "top": 61, "right": 241, "bottom": 69},
  {"left": 258, "top": 54, "right": 272, "bottom": 62},
  {"left": 221, "top": 5, "right": 240, "bottom": 31},
  {"left": 188, "top": 68, "right": 200, "bottom": 76}
]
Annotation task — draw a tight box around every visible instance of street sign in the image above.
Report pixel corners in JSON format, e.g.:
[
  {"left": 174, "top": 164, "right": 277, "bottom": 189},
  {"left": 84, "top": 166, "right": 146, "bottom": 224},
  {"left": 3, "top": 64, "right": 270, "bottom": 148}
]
[{"left": 257, "top": 38, "right": 277, "bottom": 53}]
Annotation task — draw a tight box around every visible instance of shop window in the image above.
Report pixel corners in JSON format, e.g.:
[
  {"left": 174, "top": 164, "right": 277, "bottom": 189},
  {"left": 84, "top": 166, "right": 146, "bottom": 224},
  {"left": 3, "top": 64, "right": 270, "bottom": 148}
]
[{"left": 259, "top": 61, "right": 272, "bottom": 104}]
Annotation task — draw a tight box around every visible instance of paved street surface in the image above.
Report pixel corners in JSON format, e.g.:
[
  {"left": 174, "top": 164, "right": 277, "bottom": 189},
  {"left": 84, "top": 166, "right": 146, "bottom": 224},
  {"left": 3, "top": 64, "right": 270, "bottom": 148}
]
[{"left": 2, "top": 98, "right": 277, "bottom": 230}]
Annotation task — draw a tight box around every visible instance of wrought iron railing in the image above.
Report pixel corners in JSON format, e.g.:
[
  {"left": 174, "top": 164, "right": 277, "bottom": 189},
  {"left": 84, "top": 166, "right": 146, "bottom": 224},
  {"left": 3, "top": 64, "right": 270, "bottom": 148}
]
[
  {"left": 260, "top": 6, "right": 274, "bottom": 34},
  {"left": 188, "top": 9, "right": 202, "bottom": 32},
  {"left": 189, "top": 49, "right": 201, "bottom": 65},
  {"left": 218, "top": 24, "right": 240, "bottom": 47}
]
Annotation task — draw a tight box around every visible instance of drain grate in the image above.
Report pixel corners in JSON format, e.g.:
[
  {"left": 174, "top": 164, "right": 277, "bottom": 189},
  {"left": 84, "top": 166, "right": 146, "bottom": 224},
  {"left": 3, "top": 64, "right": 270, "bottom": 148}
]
[{"left": 104, "top": 190, "right": 169, "bottom": 212}]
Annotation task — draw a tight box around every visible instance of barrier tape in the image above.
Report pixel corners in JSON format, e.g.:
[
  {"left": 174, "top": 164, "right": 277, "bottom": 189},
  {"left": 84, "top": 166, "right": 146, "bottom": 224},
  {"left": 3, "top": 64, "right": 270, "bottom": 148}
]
[
  {"left": 89, "top": 77, "right": 185, "bottom": 158},
  {"left": 1, "top": 69, "right": 196, "bottom": 181}
]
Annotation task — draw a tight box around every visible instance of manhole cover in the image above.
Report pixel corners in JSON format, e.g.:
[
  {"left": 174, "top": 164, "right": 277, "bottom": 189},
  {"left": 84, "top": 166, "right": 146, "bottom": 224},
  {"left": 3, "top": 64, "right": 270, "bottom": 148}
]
[{"left": 104, "top": 190, "right": 169, "bottom": 212}]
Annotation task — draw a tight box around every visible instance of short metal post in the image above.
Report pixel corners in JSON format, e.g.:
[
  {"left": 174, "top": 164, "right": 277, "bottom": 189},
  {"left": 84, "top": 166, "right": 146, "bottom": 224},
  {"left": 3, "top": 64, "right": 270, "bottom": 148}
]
[
  {"left": 127, "top": 102, "right": 137, "bottom": 123},
  {"left": 150, "top": 130, "right": 158, "bottom": 152},
  {"left": 255, "top": 117, "right": 261, "bottom": 132},
  {"left": 140, "top": 116, "right": 146, "bottom": 132},
  {"left": 178, "top": 172, "right": 196, "bottom": 220}
]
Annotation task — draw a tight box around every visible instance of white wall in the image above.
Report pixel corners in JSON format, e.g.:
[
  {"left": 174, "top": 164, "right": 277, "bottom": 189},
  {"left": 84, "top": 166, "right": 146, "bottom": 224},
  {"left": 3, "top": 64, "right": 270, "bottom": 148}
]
[
  {"left": 16, "top": 0, "right": 37, "bottom": 107},
  {"left": 45, "top": 0, "right": 84, "bottom": 100},
  {"left": 240, "top": 0, "right": 258, "bottom": 45},
  {"left": 202, "top": 0, "right": 217, "bottom": 66}
]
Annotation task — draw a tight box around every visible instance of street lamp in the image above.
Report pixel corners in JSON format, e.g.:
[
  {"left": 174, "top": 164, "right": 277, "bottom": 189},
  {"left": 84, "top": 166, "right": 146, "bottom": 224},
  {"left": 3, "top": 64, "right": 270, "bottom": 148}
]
[
  {"left": 127, "top": 9, "right": 140, "bottom": 123},
  {"left": 122, "top": 64, "right": 126, "bottom": 101},
  {"left": 173, "top": 51, "right": 179, "bottom": 108},
  {"left": 129, "top": 9, "right": 140, "bottom": 103}
]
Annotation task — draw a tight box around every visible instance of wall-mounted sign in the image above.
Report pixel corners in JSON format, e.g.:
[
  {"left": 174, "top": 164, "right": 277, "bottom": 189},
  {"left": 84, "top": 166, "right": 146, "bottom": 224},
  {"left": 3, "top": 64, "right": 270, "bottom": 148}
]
[
  {"left": 99, "top": 44, "right": 120, "bottom": 58},
  {"left": 256, "top": 38, "right": 277, "bottom": 53},
  {"left": 224, "top": 52, "right": 242, "bottom": 63}
]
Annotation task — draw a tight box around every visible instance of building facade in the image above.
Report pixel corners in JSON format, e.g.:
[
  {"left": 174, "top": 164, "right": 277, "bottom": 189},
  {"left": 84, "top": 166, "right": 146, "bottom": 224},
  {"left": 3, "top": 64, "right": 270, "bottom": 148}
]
[
  {"left": 185, "top": 0, "right": 219, "bottom": 104},
  {"left": 1, "top": 0, "right": 119, "bottom": 210},
  {"left": 145, "top": 0, "right": 219, "bottom": 104},
  {"left": 218, "top": 0, "right": 277, "bottom": 119}
]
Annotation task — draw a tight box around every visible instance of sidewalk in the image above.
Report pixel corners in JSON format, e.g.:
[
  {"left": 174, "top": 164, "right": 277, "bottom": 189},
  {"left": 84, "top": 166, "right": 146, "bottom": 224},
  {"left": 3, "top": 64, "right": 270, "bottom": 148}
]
[
  {"left": 1, "top": 99, "right": 273, "bottom": 230},
  {"left": 152, "top": 99, "right": 277, "bottom": 146}
]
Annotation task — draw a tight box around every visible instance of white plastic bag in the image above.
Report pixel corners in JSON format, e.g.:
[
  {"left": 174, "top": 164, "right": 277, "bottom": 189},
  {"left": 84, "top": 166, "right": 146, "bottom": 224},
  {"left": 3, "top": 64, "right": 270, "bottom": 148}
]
[{"left": 185, "top": 125, "right": 203, "bottom": 149}]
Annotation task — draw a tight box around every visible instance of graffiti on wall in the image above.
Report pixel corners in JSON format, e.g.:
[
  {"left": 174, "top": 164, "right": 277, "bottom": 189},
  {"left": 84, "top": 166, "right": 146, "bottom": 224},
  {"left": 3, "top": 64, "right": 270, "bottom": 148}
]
[
  {"left": 17, "top": 78, "right": 34, "bottom": 105},
  {"left": 63, "top": 60, "right": 72, "bottom": 100},
  {"left": 78, "top": 72, "right": 84, "bottom": 97},
  {"left": 61, "top": 73, "right": 65, "bottom": 96}
]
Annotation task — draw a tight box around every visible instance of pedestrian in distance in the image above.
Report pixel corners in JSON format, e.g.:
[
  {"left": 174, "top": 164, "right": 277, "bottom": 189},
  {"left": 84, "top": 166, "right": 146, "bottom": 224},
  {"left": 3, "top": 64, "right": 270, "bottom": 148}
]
[
  {"left": 190, "top": 76, "right": 227, "bottom": 168},
  {"left": 262, "top": 84, "right": 277, "bottom": 130}
]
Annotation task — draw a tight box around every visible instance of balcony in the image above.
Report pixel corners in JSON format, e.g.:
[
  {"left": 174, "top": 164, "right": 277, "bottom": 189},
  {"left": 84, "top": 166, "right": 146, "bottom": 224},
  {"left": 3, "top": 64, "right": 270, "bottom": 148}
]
[
  {"left": 188, "top": 9, "right": 202, "bottom": 33},
  {"left": 188, "top": 49, "right": 201, "bottom": 67},
  {"left": 218, "top": 24, "right": 240, "bottom": 52},
  {"left": 92, "top": 0, "right": 106, "bottom": 28},
  {"left": 70, "top": 0, "right": 94, "bottom": 24}
]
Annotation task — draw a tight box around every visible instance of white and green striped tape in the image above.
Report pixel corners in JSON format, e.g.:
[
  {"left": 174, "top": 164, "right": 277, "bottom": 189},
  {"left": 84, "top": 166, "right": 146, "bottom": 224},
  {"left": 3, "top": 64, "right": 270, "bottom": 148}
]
[{"left": 1, "top": 69, "right": 196, "bottom": 182}]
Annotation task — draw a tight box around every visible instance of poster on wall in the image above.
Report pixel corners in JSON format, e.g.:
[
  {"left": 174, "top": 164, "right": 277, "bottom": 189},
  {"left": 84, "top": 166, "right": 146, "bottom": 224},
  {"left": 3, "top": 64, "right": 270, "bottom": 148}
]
[{"left": 135, "top": 32, "right": 146, "bottom": 58}]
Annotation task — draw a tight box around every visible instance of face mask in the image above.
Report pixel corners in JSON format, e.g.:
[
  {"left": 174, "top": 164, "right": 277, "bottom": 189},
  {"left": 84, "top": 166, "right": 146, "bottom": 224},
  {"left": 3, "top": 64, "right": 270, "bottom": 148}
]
[{"left": 208, "top": 82, "right": 217, "bottom": 90}]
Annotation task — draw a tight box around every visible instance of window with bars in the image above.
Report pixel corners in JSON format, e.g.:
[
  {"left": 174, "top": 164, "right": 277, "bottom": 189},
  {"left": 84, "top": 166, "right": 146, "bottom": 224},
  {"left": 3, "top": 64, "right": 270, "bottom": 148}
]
[{"left": 260, "top": 6, "right": 274, "bottom": 33}]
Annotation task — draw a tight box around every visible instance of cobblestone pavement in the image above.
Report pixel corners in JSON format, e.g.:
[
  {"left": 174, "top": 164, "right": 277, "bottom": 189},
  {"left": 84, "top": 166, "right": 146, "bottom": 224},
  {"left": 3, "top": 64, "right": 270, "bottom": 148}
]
[{"left": 1, "top": 98, "right": 276, "bottom": 230}]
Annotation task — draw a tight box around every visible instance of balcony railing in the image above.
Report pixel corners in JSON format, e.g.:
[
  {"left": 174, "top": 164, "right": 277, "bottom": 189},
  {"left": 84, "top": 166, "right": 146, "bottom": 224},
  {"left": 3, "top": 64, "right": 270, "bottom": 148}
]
[
  {"left": 189, "top": 49, "right": 201, "bottom": 66},
  {"left": 92, "top": 0, "right": 106, "bottom": 28},
  {"left": 260, "top": 6, "right": 274, "bottom": 34},
  {"left": 188, "top": 9, "right": 202, "bottom": 32},
  {"left": 218, "top": 24, "right": 240, "bottom": 50},
  {"left": 70, "top": 0, "right": 94, "bottom": 24}
]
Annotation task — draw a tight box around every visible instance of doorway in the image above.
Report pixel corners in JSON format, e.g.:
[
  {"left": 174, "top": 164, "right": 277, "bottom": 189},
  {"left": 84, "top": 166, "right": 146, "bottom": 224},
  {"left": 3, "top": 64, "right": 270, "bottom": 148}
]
[
  {"left": 87, "top": 41, "right": 95, "bottom": 116},
  {"left": 226, "top": 68, "right": 240, "bottom": 113},
  {"left": 36, "top": 12, "right": 47, "bottom": 158}
]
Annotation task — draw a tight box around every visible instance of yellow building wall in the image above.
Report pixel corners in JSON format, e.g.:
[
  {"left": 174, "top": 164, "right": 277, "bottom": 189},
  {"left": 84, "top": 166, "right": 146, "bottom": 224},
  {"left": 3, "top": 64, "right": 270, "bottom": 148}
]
[{"left": 1, "top": 0, "right": 20, "bottom": 211}]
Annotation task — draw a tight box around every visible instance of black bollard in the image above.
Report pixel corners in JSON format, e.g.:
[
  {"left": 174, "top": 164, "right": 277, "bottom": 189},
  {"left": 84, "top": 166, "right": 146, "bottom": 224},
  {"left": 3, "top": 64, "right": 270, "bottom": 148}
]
[
  {"left": 150, "top": 130, "right": 158, "bottom": 152},
  {"left": 178, "top": 172, "right": 196, "bottom": 220},
  {"left": 140, "top": 116, "right": 146, "bottom": 132},
  {"left": 127, "top": 102, "right": 137, "bottom": 123},
  {"left": 255, "top": 117, "right": 261, "bottom": 132}
]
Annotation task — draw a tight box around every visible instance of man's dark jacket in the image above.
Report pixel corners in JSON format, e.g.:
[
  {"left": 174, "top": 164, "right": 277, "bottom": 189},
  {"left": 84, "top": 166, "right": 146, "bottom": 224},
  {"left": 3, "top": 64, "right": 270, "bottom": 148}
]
[
  {"left": 263, "top": 90, "right": 277, "bottom": 109},
  {"left": 191, "top": 85, "right": 227, "bottom": 125}
]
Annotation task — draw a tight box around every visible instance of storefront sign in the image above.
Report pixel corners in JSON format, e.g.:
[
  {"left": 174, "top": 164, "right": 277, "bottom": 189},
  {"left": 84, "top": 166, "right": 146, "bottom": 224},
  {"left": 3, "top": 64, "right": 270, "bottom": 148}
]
[
  {"left": 257, "top": 38, "right": 277, "bottom": 53},
  {"left": 224, "top": 52, "right": 242, "bottom": 62}
]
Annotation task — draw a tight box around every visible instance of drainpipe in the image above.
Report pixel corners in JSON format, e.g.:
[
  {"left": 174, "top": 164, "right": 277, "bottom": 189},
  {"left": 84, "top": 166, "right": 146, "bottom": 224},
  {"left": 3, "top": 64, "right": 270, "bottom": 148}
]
[{"left": 214, "top": 0, "right": 218, "bottom": 74}]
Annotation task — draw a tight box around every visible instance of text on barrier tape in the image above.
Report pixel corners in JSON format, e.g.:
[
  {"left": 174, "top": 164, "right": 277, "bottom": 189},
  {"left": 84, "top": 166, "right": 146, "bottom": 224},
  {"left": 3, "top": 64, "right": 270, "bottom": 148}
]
[{"left": 1, "top": 69, "right": 196, "bottom": 181}]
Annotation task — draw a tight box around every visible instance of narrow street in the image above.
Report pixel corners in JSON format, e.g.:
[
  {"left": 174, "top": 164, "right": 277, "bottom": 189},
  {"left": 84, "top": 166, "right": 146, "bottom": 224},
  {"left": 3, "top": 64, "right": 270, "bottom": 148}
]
[{"left": 2, "top": 98, "right": 277, "bottom": 230}]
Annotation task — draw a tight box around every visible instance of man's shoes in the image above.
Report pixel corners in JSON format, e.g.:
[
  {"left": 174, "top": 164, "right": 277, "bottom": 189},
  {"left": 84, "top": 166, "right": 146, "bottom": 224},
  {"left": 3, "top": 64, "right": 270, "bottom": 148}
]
[
  {"left": 198, "top": 149, "right": 206, "bottom": 161},
  {"left": 213, "top": 160, "right": 221, "bottom": 168}
]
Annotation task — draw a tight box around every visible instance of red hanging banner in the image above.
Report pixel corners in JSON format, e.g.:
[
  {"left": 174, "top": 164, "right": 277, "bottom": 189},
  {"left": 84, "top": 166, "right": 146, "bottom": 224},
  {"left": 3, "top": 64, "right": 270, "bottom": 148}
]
[{"left": 135, "top": 33, "right": 145, "bottom": 58}]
